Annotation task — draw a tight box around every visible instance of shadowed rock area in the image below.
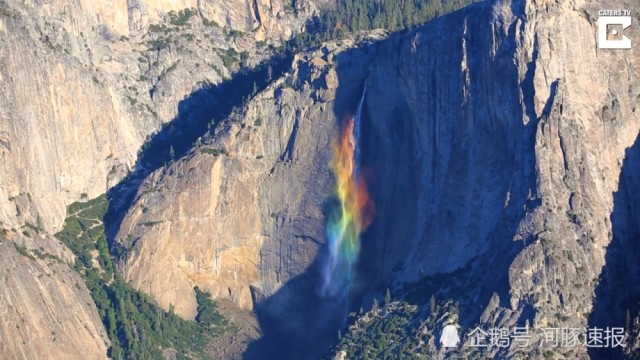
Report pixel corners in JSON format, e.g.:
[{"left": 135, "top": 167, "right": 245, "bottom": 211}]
[{"left": 589, "top": 133, "right": 640, "bottom": 359}]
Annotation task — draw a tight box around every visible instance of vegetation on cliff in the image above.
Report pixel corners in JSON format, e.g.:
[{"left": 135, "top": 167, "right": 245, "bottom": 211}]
[
  {"left": 56, "top": 195, "right": 226, "bottom": 359},
  {"left": 293, "top": 0, "right": 479, "bottom": 47},
  {"left": 331, "top": 297, "right": 465, "bottom": 359}
]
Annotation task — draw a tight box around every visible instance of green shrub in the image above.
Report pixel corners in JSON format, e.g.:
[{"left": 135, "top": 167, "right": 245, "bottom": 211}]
[
  {"left": 169, "top": 9, "right": 194, "bottom": 26},
  {"left": 219, "top": 48, "right": 239, "bottom": 67},
  {"left": 147, "top": 37, "right": 170, "bottom": 51},
  {"left": 202, "top": 18, "right": 220, "bottom": 28},
  {"left": 149, "top": 24, "right": 168, "bottom": 33},
  {"left": 182, "top": 33, "right": 195, "bottom": 42},
  {"left": 201, "top": 148, "right": 228, "bottom": 156},
  {"left": 14, "top": 243, "right": 35, "bottom": 260}
]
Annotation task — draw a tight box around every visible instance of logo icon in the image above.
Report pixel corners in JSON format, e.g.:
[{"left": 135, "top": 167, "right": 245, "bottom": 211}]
[
  {"left": 598, "top": 15, "right": 632, "bottom": 49},
  {"left": 440, "top": 324, "right": 460, "bottom": 348}
]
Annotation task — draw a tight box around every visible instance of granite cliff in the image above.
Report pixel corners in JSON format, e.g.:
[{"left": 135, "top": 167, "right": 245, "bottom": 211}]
[
  {"left": 2, "top": 0, "right": 640, "bottom": 358},
  {"left": 0, "top": 0, "right": 323, "bottom": 235},
  {"left": 0, "top": 0, "right": 321, "bottom": 358},
  {"left": 115, "top": 0, "right": 640, "bottom": 358},
  {"left": 0, "top": 232, "right": 110, "bottom": 359}
]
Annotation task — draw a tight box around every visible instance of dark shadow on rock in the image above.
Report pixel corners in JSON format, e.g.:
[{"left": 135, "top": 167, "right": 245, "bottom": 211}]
[
  {"left": 401, "top": 239, "right": 524, "bottom": 328},
  {"left": 359, "top": 0, "right": 538, "bottom": 330},
  {"left": 588, "top": 132, "right": 640, "bottom": 359},
  {"left": 104, "top": 53, "right": 294, "bottom": 245},
  {"left": 243, "top": 256, "right": 351, "bottom": 360}
]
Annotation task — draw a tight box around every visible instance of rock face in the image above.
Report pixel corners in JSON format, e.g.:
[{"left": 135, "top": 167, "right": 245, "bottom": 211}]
[
  {"left": 13, "top": 0, "right": 323, "bottom": 39},
  {"left": 115, "top": 73, "right": 336, "bottom": 317},
  {"left": 366, "top": 0, "right": 639, "bottom": 289},
  {"left": 363, "top": 0, "right": 640, "bottom": 357},
  {"left": 0, "top": 0, "right": 322, "bottom": 235},
  {"left": 3, "top": 0, "right": 635, "bottom": 357},
  {"left": 373, "top": 0, "right": 639, "bottom": 357},
  {"left": 113, "top": 31, "right": 387, "bottom": 319},
  {"left": 0, "top": 4, "right": 141, "bottom": 234},
  {"left": 0, "top": 233, "right": 110, "bottom": 360},
  {"left": 359, "top": 1, "right": 639, "bottom": 357},
  {"left": 117, "top": 0, "right": 640, "bottom": 358},
  {"left": 0, "top": 0, "right": 324, "bottom": 358}
]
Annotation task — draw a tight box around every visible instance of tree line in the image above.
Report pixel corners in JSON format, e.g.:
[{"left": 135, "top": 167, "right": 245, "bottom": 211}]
[
  {"left": 292, "top": 0, "right": 479, "bottom": 47},
  {"left": 56, "top": 195, "right": 227, "bottom": 359}
]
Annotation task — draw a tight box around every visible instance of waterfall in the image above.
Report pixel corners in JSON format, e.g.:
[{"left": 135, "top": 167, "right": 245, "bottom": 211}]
[
  {"left": 321, "top": 84, "right": 374, "bottom": 298},
  {"left": 353, "top": 84, "right": 366, "bottom": 176}
]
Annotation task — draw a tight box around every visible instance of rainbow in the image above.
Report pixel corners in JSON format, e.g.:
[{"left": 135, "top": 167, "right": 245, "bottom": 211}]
[{"left": 322, "top": 89, "right": 374, "bottom": 297}]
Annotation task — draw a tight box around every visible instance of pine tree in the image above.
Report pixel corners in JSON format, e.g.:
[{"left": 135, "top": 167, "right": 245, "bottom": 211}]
[
  {"left": 430, "top": 295, "right": 436, "bottom": 314},
  {"left": 385, "top": 288, "right": 391, "bottom": 304}
]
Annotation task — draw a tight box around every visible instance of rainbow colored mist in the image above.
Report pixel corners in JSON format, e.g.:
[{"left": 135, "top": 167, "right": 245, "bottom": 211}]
[{"left": 321, "top": 92, "right": 374, "bottom": 297}]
